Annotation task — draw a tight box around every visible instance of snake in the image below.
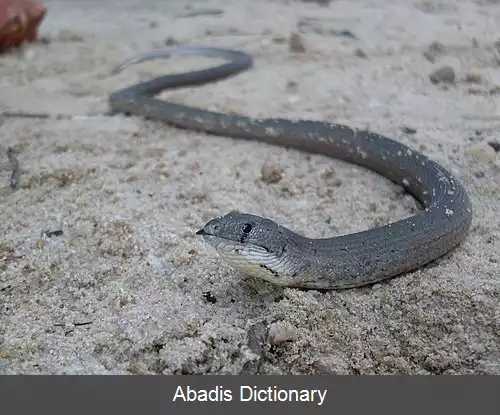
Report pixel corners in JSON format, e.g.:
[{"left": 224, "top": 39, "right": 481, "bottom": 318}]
[{"left": 60, "top": 46, "right": 475, "bottom": 289}]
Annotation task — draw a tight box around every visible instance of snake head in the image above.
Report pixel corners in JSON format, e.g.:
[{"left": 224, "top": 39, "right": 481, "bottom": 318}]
[{"left": 196, "top": 212, "right": 294, "bottom": 283}]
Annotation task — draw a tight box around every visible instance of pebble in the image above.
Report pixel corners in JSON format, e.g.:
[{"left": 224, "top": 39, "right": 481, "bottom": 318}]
[
  {"left": 261, "top": 161, "right": 283, "bottom": 184},
  {"left": 464, "top": 72, "right": 483, "bottom": 84},
  {"left": 489, "top": 85, "right": 500, "bottom": 95},
  {"left": 286, "top": 80, "right": 299, "bottom": 92},
  {"left": 267, "top": 321, "right": 297, "bottom": 345},
  {"left": 202, "top": 291, "right": 217, "bottom": 304},
  {"left": 164, "top": 36, "right": 178, "bottom": 45},
  {"left": 402, "top": 126, "right": 417, "bottom": 134},
  {"left": 487, "top": 141, "right": 500, "bottom": 153},
  {"left": 289, "top": 32, "right": 306, "bottom": 53},
  {"left": 354, "top": 48, "right": 368, "bottom": 58},
  {"left": 429, "top": 66, "right": 455, "bottom": 84},
  {"left": 465, "top": 143, "right": 497, "bottom": 164},
  {"left": 423, "top": 41, "right": 447, "bottom": 62}
]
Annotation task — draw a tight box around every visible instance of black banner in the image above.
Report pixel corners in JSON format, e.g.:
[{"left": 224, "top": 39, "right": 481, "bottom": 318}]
[{"left": 0, "top": 375, "right": 498, "bottom": 415}]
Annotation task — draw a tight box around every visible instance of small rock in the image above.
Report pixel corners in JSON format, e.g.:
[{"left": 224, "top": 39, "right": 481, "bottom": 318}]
[
  {"left": 267, "top": 321, "right": 297, "bottom": 345},
  {"left": 202, "top": 291, "right": 217, "bottom": 304},
  {"left": 423, "top": 41, "right": 447, "bottom": 62},
  {"left": 286, "top": 80, "right": 299, "bottom": 92},
  {"left": 402, "top": 126, "right": 417, "bottom": 134},
  {"left": 464, "top": 72, "right": 483, "bottom": 84},
  {"left": 261, "top": 161, "right": 283, "bottom": 184},
  {"left": 423, "top": 51, "right": 436, "bottom": 63},
  {"left": 354, "top": 48, "right": 367, "bottom": 58},
  {"left": 289, "top": 32, "right": 306, "bottom": 53},
  {"left": 465, "top": 143, "right": 497, "bottom": 164},
  {"left": 489, "top": 85, "right": 500, "bottom": 95},
  {"left": 165, "top": 36, "right": 178, "bottom": 46},
  {"left": 36, "top": 36, "right": 51, "bottom": 45},
  {"left": 337, "top": 30, "right": 357, "bottom": 39},
  {"left": 487, "top": 141, "right": 500, "bottom": 152},
  {"left": 428, "top": 41, "right": 447, "bottom": 54},
  {"left": 429, "top": 66, "right": 455, "bottom": 84},
  {"left": 35, "top": 238, "right": 44, "bottom": 250},
  {"left": 247, "top": 320, "right": 269, "bottom": 354},
  {"left": 158, "top": 166, "right": 169, "bottom": 178},
  {"left": 241, "top": 320, "right": 269, "bottom": 374}
]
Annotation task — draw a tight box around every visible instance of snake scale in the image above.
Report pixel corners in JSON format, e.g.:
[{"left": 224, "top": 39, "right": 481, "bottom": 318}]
[{"left": 107, "top": 46, "right": 472, "bottom": 289}]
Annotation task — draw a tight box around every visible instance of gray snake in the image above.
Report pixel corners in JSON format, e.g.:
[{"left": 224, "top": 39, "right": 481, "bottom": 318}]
[{"left": 114, "top": 47, "right": 470, "bottom": 289}]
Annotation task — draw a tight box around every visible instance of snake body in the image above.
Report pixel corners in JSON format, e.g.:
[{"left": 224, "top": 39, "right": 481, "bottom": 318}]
[{"left": 109, "top": 46, "right": 472, "bottom": 289}]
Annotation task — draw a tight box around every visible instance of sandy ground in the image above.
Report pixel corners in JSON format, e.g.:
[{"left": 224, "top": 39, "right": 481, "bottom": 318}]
[{"left": 0, "top": 0, "right": 499, "bottom": 374}]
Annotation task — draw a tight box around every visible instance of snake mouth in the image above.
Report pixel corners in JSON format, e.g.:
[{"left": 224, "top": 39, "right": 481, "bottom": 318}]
[
  {"left": 196, "top": 228, "right": 271, "bottom": 254},
  {"left": 197, "top": 229, "right": 242, "bottom": 248},
  {"left": 196, "top": 228, "right": 235, "bottom": 249}
]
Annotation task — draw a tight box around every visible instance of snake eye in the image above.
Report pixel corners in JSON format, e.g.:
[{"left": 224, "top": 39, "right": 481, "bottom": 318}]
[{"left": 242, "top": 223, "right": 252, "bottom": 234}]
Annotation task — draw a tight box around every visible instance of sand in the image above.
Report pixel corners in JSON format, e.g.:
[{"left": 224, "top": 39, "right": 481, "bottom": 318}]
[{"left": 0, "top": 0, "right": 499, "bottom": 374}]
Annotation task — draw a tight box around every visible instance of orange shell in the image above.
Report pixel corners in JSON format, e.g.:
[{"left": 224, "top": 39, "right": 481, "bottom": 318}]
[{"left": 0, "top": 0, "right": 47, "bottom": 52}]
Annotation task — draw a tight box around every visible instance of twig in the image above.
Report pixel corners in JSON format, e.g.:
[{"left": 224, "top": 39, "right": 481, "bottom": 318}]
[
  {"left": 3, "top": 111, "right": 51, "bottom": 119},
  {"left": 177, "top": 8, "right": 223, "bottom": 18},
  {"left": 6, "top": 147, "right": 20, "bottom": 189},
  {"left": 53, "top": 321, "right": 93, "bottom": 336},
  {"left": 43, "top": 230, "right": 64, "bottom": 238},
  {"left": 74, "top": 321, "right": 93, "bottom": 327},
  {"left": 54, "top": 321, "right": 93, "bottom": 327},
  {"left": 1, "top": 111, "right": 112, "bottom": 120}
]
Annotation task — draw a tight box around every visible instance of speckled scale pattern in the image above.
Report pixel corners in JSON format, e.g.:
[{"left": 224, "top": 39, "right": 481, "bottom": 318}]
[{"left": 110, "top": 47, "right": 472, "bottom": 289}]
